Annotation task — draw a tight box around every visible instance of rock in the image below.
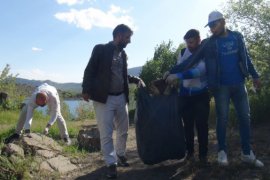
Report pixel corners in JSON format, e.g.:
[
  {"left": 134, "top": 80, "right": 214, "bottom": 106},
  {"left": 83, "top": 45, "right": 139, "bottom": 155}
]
[
  {"left": 46, "top": 155, "right": 78, "bottom": 174},
  {"left": 77, "top": 127, "right": 101, "bottom": 152},
  {"left": 40, "top": 161, "right": 55, "bottom": 173},
  {"left": 1, "top": 143, "right": 24, "bottom": 158},
  {"left": 36, "top": 149, "right": 57, "bottom": 159},
  {"left": 22, "top": 133, "right": 62, "bottom": 155},
  {"left": 1, "top": 133, "right": 80, "bottom": 176}
]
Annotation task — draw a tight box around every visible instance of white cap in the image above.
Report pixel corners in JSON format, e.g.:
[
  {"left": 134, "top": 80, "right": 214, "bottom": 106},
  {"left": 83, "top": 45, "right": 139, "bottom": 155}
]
[{"left": 205, "top": 11, "right": 224, "bottom": 27}]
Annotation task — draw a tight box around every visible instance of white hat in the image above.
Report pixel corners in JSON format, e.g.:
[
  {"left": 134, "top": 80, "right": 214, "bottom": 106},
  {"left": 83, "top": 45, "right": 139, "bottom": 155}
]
[{"left": 205, "top": 11, "right": 224, "bottom": 27}]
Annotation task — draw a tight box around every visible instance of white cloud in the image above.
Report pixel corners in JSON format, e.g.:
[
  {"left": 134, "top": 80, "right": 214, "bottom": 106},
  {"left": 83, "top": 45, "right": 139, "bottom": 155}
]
[
  {"left": 56, "top": 0, "right": 90, "bottom": 6},
  {"left": 32, "top": 47, "right": 43, "bottom": 52},
  {"left": 54, "top": 4, "right": 136, "bottom": 30}
]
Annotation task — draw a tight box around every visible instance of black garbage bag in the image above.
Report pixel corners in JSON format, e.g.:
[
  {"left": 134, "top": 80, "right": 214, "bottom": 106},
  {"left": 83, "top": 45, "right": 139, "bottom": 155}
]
[{"left": 135, "top": 87, "right": 186, "bottom": 165}]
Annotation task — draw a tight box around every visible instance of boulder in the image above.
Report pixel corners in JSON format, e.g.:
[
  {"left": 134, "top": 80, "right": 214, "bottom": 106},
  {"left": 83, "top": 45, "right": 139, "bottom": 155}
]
[
  {"left": 1, "top": 143, "right": 24, "bottom": 158},
  {"left": 22, "top": 133, "right": 62, "bottom": 155},
  {"left": 46, "top": 155, "right": 78, "bottom": 174},
  {"left": 1, "top": 133, "right": 79, "bottom": 176},
  {"left": 77, "top": 126, "right": 101, "bottom": 152}
]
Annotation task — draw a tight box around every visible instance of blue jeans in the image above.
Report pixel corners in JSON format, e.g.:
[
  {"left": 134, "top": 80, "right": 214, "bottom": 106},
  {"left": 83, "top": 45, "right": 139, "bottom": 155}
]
[{"left": 212, "top": 84, "right": 251, "bottom": 155}]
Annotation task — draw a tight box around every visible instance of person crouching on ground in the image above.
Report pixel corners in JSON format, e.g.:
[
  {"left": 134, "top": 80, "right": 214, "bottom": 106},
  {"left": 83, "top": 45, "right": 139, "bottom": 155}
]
[{"left": 4, "top": 83, "right": 71, "bottom": 145}]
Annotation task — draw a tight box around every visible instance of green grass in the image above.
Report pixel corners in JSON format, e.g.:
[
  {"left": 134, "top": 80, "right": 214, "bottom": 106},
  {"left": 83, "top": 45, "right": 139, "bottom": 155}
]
[
  {"left": 0, "top": 109, "right": 96, "bottom": 144},
  {"left": 0, "top": 109, "right": 97, "bottom": 179},
  {"left": 0, "top": 110, "right": 20, "bottom": 124},
  {"left": 0, "top": 110, "right": 97, "bottom": 164}
]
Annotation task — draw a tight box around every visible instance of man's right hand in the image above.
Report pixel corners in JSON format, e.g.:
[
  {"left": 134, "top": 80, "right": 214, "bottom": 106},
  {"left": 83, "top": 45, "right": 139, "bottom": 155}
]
[
  {"left": 82, "top": 93, "right": 90, "bottom": 102},
  {"left": 43, "top": 127, "right": 49, "bottom": 135}
]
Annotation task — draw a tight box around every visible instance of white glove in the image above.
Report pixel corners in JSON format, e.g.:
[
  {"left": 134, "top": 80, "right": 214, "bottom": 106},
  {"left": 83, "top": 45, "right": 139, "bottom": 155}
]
[{"left": 43, "top": 127, "right": 49, "bottom": 135}]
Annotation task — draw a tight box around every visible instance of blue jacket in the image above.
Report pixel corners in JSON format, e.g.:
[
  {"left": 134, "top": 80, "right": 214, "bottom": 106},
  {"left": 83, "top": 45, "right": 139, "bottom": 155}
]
[{"left": 170, "top": 30, "right": 259, "bottom": 88}]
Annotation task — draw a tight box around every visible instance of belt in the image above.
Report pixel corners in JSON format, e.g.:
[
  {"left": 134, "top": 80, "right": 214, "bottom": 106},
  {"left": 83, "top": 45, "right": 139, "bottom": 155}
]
[{"left": 108, "top": 92, "right": 124, "bottom": 96}]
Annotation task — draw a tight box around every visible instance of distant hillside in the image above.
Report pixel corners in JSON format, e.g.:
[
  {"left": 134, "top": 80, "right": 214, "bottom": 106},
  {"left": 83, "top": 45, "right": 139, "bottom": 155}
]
[
  {"left": 128, "top": 66, "right": 142, "bottom": 77},
  {"left": 16, "top": 78, "right": 82, "bottom": 93},
  {"left": 16, "top": 66, "right": 142, "bottom": 93}
]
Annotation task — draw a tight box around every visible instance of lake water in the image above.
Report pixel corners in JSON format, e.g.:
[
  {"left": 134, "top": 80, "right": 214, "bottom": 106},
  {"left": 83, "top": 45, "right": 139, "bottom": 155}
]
[
  {"left": 37, "top": 100, "right": 92, "bottom": 117},
  {"left": 65, "top": 100, "right": 82, "bottom": 116}
]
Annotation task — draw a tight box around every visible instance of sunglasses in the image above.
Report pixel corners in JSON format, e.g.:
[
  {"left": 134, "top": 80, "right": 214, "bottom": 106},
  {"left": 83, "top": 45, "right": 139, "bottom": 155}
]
[{"left": 208, "top": 20, "right": 220, "bottom": 28}]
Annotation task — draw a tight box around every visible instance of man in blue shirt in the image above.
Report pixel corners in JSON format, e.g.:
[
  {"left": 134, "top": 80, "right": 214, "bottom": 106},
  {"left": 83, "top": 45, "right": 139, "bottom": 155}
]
[{"left": 165, "top": 11, "right": 263, "bottom": 167}]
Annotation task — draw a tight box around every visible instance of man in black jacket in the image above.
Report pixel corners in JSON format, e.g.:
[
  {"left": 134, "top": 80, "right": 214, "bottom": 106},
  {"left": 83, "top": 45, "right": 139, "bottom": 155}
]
[{"left": 82, "top": 24, "right": 144, "bottom": 179}]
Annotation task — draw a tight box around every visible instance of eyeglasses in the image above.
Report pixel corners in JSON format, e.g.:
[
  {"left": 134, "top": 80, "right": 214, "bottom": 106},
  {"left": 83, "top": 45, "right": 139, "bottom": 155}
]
[{"left": 208, "top": 20, "right": 220, "bottom": 28}]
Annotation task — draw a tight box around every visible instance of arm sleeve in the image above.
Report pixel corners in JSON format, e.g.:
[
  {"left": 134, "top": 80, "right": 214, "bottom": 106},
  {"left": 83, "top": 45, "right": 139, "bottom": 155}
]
[
  {"left": 170, "top": 44, "right": 205, "bottom": 74},
  {"left": 246, "top": 52, "right": 259, "bottom": 79},
  {"left": 82, "top": 45, "right": 101, "bottom": 94},
  {"left": 48, "top": 110, "right": 58, "bottom": 126},
  {"left": 176, "top": 61, "right": 206, "bottom": 80},
  {"left": 128, "top": 75, "right": 141, "bottom": 84},
  {"left": 47, "top": 94, "right": 60, "bottom": 126},
  {"left": 170, "top": 57, "right": 193, "bottom": 74},
  {"left": 238, "top": 32, "right": 259, "bottom": 79}
]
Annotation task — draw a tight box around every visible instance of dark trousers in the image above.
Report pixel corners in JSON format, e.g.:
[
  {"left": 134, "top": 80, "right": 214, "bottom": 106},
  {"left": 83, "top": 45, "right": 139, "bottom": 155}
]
[{"left": 179, "top": 92, "right": 210, "bottom": 158}]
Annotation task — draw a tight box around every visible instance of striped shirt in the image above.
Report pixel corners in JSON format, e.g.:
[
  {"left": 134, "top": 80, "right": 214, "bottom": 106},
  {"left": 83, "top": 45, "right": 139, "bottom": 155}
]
[{"left": 176, "top": 48, "right": 208, "bottom": 96}]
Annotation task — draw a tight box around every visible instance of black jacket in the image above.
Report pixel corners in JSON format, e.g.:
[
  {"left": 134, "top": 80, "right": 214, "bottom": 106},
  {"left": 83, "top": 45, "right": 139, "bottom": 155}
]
[{"left": 82, "top": 41, "right": 140, "bottom": 103}]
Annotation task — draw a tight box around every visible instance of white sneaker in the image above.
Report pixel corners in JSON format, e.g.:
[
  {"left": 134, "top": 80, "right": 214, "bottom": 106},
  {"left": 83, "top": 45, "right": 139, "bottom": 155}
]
[
  {"left": 241, "top": 150, "right": 264, "bottom": 168},
  {"left": 218, "top": 150, "right": 229, "bottom": 166}
]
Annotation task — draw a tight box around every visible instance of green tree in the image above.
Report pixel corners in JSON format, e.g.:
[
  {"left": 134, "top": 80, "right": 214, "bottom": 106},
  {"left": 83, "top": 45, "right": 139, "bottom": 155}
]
[
  {"left": 0, "top": 64, "right": 16, "bottom": 93},
  {"left": 0, "top": 64, "right": 23, "bottom": 109},
  {"left": 140, "top": 41, "right": 184, "bottom": 86},
  {"left": 75, "top": 101, "right": 95, "bottom": 121},
  {"left": 224, "top": 0, "right": 270, "bottom": 88},
  {"left": 224, "top": 0, "right": 270, "bottom": 123}
]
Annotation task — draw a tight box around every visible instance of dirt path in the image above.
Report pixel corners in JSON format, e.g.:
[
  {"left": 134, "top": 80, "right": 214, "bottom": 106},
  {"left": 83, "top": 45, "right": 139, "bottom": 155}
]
[{"left": 67, "top": 122, "right": 270, "bottom": 180}]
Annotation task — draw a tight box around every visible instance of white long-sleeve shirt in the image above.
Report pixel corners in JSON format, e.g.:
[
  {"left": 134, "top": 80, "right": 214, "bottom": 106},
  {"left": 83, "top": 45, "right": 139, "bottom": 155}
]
[{"left": 23, "top": 83, "right": 62, "bottom": 129}]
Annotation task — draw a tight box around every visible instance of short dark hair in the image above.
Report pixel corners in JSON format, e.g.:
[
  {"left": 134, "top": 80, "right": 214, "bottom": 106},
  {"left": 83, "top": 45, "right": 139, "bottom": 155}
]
[
  {"left": 183, "top": 29, "right": 200, "bottom": 40},
  {"left": 113, "top": 24, "right": 133, "bottom": 38}
]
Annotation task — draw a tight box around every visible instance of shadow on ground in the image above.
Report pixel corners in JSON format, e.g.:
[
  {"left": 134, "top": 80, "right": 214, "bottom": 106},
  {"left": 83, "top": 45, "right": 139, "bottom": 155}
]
[{"left": 72, "top": 122, "right": 270, "bottom": 180}]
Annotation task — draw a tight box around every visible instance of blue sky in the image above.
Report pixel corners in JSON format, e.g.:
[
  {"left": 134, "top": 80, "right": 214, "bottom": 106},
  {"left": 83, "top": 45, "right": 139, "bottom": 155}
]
[{"left": 0, "top": 0, "right": 226, "bottom": 83}]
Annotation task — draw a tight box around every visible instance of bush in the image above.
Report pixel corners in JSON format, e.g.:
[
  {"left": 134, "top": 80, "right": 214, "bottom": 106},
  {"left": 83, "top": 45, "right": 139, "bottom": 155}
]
[
  {"left": 75, "top": 101, "right": 95, "bottom": 121},
  {"left": 0, "top": 156, "right": 29, "bottom": 180},
  {"left": 61, "top": 101, "right": 74, "bottom": 121},
  {"left": 249, "top": 88, "right": 270, "bottom": 124}
]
